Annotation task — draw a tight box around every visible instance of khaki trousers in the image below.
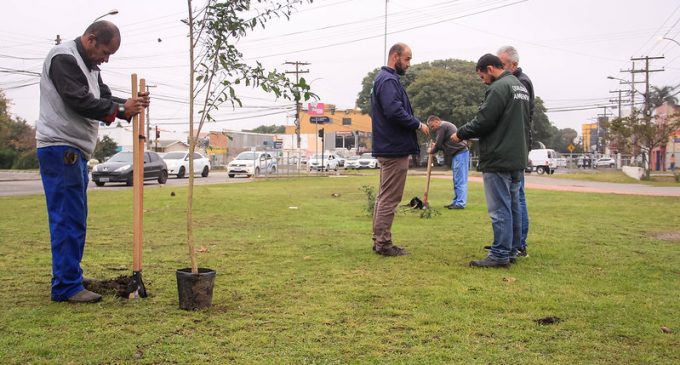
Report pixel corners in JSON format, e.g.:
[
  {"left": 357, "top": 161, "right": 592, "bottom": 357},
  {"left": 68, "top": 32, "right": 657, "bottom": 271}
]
[{"left": 372, "top": 156, "right": 409, "bottom": 248}]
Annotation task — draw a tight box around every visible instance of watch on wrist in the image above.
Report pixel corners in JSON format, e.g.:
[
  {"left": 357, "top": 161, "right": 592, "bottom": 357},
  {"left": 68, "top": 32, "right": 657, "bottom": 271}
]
[{"left": 118, "top": 103, "right": 125, "bottom": 116}]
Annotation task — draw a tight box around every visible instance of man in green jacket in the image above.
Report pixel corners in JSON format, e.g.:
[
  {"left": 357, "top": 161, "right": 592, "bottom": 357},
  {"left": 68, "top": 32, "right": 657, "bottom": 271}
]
[{"left": 451, "top": 54, "right": 530, "bottom": 268}]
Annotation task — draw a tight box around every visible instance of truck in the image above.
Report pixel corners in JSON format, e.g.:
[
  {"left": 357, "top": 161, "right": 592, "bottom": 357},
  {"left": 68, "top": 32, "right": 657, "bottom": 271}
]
[{"left": 528, "top": 148, "right": 558, "bottom": 175}]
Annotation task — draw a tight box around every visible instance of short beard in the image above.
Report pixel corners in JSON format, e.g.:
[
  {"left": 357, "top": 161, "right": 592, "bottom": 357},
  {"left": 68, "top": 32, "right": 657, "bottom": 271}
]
[{"left": 395, "top": 61, "right": 406, "bottom": 76}]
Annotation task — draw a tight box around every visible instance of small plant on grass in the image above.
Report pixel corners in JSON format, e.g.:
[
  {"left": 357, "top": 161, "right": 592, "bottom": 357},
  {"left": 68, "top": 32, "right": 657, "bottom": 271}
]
[
  {"left": 359, "top": 185, "right": 376, "bottom": 215},
  {"left": 419, "top": 207, "right": 440, "bottom": 219}
]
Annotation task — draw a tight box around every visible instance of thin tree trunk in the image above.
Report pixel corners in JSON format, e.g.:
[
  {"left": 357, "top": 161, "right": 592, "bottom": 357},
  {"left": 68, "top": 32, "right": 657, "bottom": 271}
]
[{"left": 186, "top": 0, "right": 198, "bottom": 274}]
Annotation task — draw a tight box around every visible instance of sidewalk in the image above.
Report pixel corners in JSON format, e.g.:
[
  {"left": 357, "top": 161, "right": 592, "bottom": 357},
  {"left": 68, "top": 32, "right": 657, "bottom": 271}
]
[
  {"left": 419, "top": 170, "right": 680, "bottom": 197},
  {"left": 0, "top": 170, "right": 41, "bottom": 182},
  {"left": 2, "top": 169, "right": 680, "bottom": 197}
]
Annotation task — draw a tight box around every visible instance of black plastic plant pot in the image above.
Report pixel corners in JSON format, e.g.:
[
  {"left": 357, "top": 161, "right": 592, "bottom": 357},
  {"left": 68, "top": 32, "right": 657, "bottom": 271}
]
[{"left": 176, "top": 268, "right": 216, "bottom": 310}]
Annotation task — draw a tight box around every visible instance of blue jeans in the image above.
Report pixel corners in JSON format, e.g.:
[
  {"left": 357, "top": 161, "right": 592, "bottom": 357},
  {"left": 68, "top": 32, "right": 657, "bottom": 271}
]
[
  {"left": 519, "top": 173, "right": 529, "bottom": 250},
  {"left": 38, "top": 146, "right": 89, "bottom": 301},
  {"left": 483, "top": 171, "right": 522, "bottom": 262},
  {"left": 451, "top": 150, "right": 469, "bottom": 208}
]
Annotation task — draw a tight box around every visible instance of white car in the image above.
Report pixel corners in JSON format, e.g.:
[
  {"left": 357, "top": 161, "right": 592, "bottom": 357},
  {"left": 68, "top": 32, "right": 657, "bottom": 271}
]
[
  {"left": 228, "top": 151, "right": 277, "bottom": 178},
  {"left": 308, "top": 153, "right": 340, "bottom": 171},
  {"left": 357, "top": 153, "right": 380, "bottom": 169},
  {"left": 163, "top": 151, "right": 211, "bottom": 178},
  {"left": 344, "top": 156, "right": 360, "bottom": 169},
  {"left": 594, "top": 157, "right": 616, "bottom": 168}
]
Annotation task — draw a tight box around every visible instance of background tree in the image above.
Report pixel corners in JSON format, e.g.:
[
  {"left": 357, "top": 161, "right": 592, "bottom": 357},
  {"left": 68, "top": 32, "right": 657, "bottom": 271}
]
[
  {"left": 531, "top": 97, "right": 558, "bottom": 149},
  {"left": 247, "top": 124, "right": 285, "bottom": 134},
  {"left": 648, "top": 85, "right": 678, "bottom": 108},
  {"left": 549, "top": 128, "right": 578, "bottom": 153},
  {"left": 93, "top": 135, "right": 119, "bottom": 162},
  {"left": 0, "top": 90, "right": 37, "bottom": 169},
  {"left": 184, "top": 0, "right": 315, "bottom": 273},
  {"left": 608, "top": 96, "right": 680, "bottom": 179}
]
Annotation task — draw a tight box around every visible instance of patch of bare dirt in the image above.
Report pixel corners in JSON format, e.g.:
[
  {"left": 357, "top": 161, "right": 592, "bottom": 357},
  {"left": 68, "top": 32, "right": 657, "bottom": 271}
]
[
  {"left": 650, "top": 231, "right": 680, "bottom": 241},
  {"left": 84, "top": 276, "right": 136, "bottom": 298}
]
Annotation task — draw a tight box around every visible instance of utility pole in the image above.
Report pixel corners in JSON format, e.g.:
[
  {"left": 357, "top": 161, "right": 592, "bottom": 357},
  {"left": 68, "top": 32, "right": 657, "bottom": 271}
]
[
  {"left": 623, "top": 56, "right": 664, "bottom": 116},
  {"left": 384, "top": 0, "right": 389, "bottom": 64},
  {"left": 145, "top": 84, "right": 157, "bottom": 150},
  {"left": 609, "top": 89, "right": 629, "bottom": 119},
  {"left": 284, "top": 61, "right": 310, "bottom": 149},
  {"left": 54, "top": 35, "right": 61, "bottom": 45}
]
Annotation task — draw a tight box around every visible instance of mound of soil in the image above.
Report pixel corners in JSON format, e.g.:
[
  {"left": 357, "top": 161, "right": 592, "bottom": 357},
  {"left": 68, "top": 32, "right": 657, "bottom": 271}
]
[{"left": 84, "top": 276, "right": 137, "bottom": 298}]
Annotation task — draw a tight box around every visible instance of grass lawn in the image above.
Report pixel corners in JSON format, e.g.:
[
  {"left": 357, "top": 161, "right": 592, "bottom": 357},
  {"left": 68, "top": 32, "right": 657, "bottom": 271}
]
[{"left": 0, "top": 176, "right": 678, "bottom": 364}]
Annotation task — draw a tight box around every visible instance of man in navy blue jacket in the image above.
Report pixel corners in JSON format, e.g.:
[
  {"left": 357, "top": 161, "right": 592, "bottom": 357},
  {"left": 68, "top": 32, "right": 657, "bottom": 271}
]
[{"left": 370, "top": 42, "right": 429, "bottom": 256}]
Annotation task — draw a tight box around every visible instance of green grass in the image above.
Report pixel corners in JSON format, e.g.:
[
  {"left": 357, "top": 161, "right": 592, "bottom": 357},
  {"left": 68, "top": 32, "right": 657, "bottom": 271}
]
[{"left": 0, "top": 176, "right": 678, "bottom": 364}]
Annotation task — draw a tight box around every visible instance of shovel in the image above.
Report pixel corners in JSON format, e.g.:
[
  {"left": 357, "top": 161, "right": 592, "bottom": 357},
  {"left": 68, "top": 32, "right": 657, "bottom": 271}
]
[
  {"left": 422, "top": 143, "right": 434, "bottom": 209},
  {"left": 409, "top": 141, "right": 434, "bottom": 210}
]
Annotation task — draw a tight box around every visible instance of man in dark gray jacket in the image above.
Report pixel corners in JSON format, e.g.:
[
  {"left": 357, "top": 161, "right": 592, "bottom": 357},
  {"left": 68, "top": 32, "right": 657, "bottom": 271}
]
[
  {"left": 37, "top": 21, "right": 149, "bottom": 303},
  {"left": 426, "top": 115, "right": 469, "bottom": 209},
  {"left": 451, "top": 54, "right": 529, "bottom": 268},
  {"left": 497, "top": 45, "right": 534, "bottom": 258}
]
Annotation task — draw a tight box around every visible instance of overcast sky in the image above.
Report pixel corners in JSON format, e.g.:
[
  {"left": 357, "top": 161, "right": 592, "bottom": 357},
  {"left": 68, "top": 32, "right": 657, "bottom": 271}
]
[{"left": 2, "top": 0, "right": 679, "bottom": 136}]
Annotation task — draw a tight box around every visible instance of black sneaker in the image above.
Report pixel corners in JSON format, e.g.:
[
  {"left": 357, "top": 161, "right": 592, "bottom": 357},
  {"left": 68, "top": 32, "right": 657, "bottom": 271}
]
[
  {"left": 469, "top": 256, "right": 509, "bottom": 268},
  {"left": 517, "top": 248, "right": 528, "bottom": 257},
  {"left": 375, "top": 245, "right": 409, "bottom": 257},
  {"left": 483, "top": 245, "right": 492, "bottom": 251}
]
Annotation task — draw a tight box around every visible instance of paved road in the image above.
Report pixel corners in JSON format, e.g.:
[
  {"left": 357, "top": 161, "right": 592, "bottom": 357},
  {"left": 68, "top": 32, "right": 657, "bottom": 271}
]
[
  {"left": 2, "top": 169, "right": 680, "bottom": 197},
  {"left": 0, "top": 170, "right": 249, "bottom": 197}
]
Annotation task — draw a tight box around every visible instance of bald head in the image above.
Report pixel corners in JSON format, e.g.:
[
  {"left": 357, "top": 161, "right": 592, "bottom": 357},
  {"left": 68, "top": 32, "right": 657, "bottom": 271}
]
[
  {"left": 387, "top": 42, "right": 412, "bottom": 76},
  {"left": 80, "top": 20, "right": 121, "bottom": 66},
  {"left": 83, "top": 20, "right": 120, "bottom": 45}
]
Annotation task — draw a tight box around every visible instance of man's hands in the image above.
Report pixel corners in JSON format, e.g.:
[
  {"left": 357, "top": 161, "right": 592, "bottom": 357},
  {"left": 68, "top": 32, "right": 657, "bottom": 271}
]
[
  {"left": 450, "top": 132, "right": 461, "bottom": 143},
  {"left": 419, "top": 122, "right": 430, "bottom": 136},
  {"left": 122, "top": 91, "right": 151, "bottom": 119}
]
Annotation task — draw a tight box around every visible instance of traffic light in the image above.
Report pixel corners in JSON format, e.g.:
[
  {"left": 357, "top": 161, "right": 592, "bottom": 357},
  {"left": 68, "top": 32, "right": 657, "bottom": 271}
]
[
  {"left": 155, "top": 126, "right": 160, "bottom": 139},
  {"left": 318, "top": 128, "right": 324, "bottom": 139}
]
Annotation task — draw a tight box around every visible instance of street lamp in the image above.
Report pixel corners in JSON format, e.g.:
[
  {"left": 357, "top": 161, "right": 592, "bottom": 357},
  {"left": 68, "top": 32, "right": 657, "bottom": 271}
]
[
  {"left": 607, "top": 75, "right": 627, "bottom": 83},
  {"left": 660, "top": 37, "right": 680, "bottom": 47},
  {"left": 93, "top": 9, "right": 119, "bottom": 22}
]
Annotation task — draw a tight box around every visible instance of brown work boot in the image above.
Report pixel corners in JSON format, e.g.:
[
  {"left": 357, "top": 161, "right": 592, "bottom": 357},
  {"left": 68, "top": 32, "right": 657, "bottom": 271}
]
[
  {"left": 67, "top": 289, "right": 102, "bottom": 303},
  {"left": 375, "top": 244, "right": 409, "bottom": 257}
]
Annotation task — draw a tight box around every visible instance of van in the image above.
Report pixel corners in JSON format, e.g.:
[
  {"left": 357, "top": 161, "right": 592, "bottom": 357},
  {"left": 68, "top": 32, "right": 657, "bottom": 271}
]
[{"left": 528, "top": 149, "right": 558, "bottom": 175}]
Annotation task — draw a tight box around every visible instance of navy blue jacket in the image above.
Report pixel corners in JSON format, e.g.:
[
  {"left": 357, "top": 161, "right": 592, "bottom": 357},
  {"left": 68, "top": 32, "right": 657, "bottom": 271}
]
[{"left": 370, "top": 66, "right": 420, "bottom": 157}]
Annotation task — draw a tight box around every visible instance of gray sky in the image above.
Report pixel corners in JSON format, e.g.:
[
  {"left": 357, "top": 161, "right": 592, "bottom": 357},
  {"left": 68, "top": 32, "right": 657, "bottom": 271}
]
[{"left": 2, "top": 0, "right": 679, "bottom": 136}]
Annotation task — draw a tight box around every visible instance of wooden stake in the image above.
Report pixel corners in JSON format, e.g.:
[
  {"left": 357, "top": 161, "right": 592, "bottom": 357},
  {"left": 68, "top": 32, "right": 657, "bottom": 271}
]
[{"left": 132, "top": 74, "right": 143, "bottom": 272}]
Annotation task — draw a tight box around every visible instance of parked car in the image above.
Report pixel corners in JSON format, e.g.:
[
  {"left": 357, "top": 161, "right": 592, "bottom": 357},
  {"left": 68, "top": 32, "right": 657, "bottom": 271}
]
[
  {"left": 528, "top": 148, "right": 558, "bottom": 175},
  {"left": 309, "top": 153, "right": 340, "bottom": 171},
  {"left": 357, "top": 153, "right": 380, "bottom": 169},
  {"left": 336, "top": 156, "right": 346, "bottom": 167},
  {"left": 594, "top": 157, "right": 616, "bottom": 168},
  {"left": 227, "top": 151, "right": 277, "bottom": 178},
  {"left": 91, "top": 151, "right": 168, "bottom": 186},
  {"left": 162, "top": 151, "right": 211, "bottom": 178},
  {"left": 344, "top": 156, "right": 360, "bottom": 169}
]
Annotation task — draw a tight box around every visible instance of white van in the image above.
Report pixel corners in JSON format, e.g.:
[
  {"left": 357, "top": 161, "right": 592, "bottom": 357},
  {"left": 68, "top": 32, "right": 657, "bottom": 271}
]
[{"left": 528, "top": 149, "right": 558, "bottom": 175}]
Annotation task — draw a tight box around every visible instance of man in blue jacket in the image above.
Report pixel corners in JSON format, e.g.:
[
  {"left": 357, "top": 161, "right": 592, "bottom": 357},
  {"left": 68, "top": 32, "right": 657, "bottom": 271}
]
[
  {"left": 370, "top": 42, "right": 429, "bottom": 256},
  {"left": 451, "top": 54, "right": 529, "bottom": 267}
]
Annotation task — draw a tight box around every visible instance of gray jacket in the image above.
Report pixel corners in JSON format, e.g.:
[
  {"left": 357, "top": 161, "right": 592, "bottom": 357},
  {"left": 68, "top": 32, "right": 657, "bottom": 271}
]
[{"left": 432, "top": 121, "right": 467, "bottom": 156}]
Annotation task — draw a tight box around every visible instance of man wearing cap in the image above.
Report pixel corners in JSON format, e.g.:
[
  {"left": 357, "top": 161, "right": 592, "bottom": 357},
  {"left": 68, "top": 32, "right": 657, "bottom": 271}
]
[{"left": 450, "top": 54, "right": 530, "bottom": 268}]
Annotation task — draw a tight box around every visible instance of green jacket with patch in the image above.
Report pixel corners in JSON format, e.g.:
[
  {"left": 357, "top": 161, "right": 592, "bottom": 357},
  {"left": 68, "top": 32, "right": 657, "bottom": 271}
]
[{"left": 456, "top": 71, "right": 529, "bottom": 172}]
